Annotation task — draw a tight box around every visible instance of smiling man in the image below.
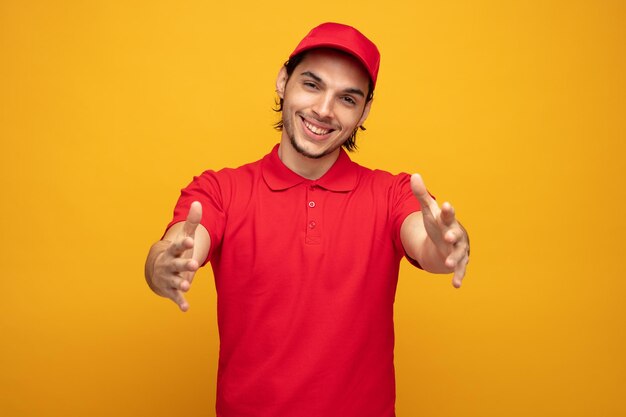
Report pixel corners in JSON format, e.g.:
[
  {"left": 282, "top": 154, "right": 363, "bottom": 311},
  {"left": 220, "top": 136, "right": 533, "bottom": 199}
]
[
  {"left": 279, "top": 49, "right": 371, "bottom": 162},
  {"left": 145, "top": 22, "right": 470, "bottom": 417}
]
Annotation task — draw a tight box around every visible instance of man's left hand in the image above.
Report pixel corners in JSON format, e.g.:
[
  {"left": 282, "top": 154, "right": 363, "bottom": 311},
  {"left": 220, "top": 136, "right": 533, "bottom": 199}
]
[{"left": 410, "top": 173, "right": 470, "bottom": 288}]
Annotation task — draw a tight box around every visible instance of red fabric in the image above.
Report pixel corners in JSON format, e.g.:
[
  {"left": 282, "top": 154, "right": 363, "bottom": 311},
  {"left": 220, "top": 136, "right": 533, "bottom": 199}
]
[
  {"left": 289, "top": 22, "right": 380, "bottom": 87},
  {"left": 168, "top": 145, "right": 421, "bottom": 417}
]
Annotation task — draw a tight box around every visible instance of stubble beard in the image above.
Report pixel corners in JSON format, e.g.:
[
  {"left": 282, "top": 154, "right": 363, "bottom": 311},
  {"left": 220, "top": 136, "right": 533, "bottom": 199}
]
[{"left": 283, "top": 113, "right": 344, "bottom": 160}]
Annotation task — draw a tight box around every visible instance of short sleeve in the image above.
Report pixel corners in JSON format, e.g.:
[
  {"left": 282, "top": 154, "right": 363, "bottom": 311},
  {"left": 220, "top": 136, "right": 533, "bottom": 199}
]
[{"left": 165, "top": 170, "right": 227, "bottom": 265}]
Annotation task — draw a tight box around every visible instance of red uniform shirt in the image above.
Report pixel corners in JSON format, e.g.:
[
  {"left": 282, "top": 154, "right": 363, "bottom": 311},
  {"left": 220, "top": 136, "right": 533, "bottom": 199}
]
[{"left": 168, "top": 145, "right": 421, "bottom": 417}]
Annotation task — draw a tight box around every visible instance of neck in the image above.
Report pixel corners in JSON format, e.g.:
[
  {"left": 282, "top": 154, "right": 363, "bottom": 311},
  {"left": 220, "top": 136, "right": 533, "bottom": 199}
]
[{"left": 277, "top": 135, "right": 341, "bottom": 180}]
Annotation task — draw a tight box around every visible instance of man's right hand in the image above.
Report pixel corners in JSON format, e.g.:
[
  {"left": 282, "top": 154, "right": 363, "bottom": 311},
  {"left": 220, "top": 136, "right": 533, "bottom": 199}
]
[{"left": 145, "top": 201, "right": 209, "bottom": 312}]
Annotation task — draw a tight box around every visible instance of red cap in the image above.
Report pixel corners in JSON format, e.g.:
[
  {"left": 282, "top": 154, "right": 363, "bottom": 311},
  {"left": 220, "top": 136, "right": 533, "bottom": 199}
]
[{"left": 289, "top": 22, "right": 381, "bottom": 88}]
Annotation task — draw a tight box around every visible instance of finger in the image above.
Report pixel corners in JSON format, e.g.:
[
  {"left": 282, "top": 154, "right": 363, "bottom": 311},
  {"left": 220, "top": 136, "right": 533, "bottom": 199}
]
[
  {"left": 410, "top": 174, "right": 438, "bottom": 214},
  {"left": 170, "top": 257, "right": 199, "bottom": 274},
  {"left": 172, "top": 290, "right": 190, "bottom": 312},
  {"left": 161, "top": 285, "right": 190, "bottom": 311},
  {"left": 167, "top": 235, "right": 194, "bottom": 258},
  {"left": 444, "top": 226, "right": 463, "bottom": 244},
  {"left": 451, "top": 258, "right": 468, "bottom": 289},
  {"left": 446, "top": 242, "right": 469, "bottom": 268},
  {"left": 183, "top": 201, "right": 203, "bottom": 238},
  {"left": 169, "top": 275, "right": 191, "bottom": 292},
  {"left": 440, "top": 202, "right": 456, "bottom": 227}
]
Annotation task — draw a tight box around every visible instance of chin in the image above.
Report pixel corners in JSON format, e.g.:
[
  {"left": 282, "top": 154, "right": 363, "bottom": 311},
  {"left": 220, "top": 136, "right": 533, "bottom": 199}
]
[{"left": 289, "top": 133, "right": 342, "bottom": 160}]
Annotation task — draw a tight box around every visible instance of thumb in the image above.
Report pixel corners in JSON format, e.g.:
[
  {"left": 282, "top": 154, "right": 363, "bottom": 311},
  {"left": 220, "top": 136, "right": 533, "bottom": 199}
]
[
  {"left": 410, "top": 174, "right": 436, "bottom": 213},
  {"left": 183, "top": 201, "right": 202, "bottom": 237}
]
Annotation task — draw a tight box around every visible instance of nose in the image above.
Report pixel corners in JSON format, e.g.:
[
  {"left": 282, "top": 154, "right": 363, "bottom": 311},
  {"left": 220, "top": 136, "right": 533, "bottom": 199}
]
[{"left": 312, "top": 92, "right": 334, "bottom": 120}]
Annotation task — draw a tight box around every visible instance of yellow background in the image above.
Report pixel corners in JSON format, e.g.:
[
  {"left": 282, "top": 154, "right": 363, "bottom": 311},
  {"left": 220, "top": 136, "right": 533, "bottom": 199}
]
[{"left": 1, "top": 0, "right": 624, "bottom": 416}]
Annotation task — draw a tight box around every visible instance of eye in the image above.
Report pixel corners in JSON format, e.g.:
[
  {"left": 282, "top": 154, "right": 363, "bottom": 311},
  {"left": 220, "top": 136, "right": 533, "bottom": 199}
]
[
  {"left": 341, "top": 96, "right": 357, "bottom": 106},
  {"left": 303, "top": 81, "right": 318, "bottom": 90}
]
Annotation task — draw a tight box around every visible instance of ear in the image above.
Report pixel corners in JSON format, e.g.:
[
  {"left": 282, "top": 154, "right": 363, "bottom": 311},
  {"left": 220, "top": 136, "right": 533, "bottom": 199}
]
[
  {"left": 357, "top": 99, "right": 372, "bottom": 127},
  {"left": 276, "top": 66, "right": 288, "bottom": 99}
]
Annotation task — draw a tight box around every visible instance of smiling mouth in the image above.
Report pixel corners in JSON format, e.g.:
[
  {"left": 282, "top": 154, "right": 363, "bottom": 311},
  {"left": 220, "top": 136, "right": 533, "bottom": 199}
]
[{"left": 301, "top": 117, "right": 335, "bottom": 136}]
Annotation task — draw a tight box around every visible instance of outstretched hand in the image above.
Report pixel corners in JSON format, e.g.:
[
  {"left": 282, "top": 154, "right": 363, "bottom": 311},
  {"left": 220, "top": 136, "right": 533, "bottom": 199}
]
[
  {"left": 411, "top": 174, "right": 470, "bottom": 288},
  {"left": 148, "top": 201, "right": 203, "bottom": 311}
]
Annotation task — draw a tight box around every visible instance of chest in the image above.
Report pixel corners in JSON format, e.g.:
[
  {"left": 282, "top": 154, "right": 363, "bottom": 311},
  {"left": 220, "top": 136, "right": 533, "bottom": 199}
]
[{"left": 211, "top": 182, "right": 400, "bottom": 297}]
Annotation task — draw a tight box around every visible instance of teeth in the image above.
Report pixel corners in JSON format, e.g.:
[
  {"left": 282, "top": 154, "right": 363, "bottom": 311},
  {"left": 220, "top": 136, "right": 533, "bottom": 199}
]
[{"left": 303, "top": 120, "right": 331, "bottom": 135}]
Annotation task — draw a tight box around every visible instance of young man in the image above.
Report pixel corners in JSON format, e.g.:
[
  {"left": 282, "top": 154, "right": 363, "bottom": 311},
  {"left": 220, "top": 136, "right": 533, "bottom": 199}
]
[{"left": 145, "top": 22, "right": 469, "bottom": 417}]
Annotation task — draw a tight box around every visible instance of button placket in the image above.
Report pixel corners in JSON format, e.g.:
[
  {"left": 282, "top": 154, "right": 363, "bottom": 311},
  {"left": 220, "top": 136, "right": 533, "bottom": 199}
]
[{"left": 305, "top": 185, "right": 321, "bottom": 244}]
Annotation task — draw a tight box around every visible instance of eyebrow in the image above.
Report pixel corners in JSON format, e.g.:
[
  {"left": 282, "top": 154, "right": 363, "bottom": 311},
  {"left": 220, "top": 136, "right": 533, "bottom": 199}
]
[{"left": 300, "top": 71, "right": 366, "bottom": 98}]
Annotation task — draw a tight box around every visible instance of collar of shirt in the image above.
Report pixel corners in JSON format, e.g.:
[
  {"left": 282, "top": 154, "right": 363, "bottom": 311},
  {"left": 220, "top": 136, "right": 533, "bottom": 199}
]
[{"left": 261, "top": 144, "right": 359, "bottom": 192}]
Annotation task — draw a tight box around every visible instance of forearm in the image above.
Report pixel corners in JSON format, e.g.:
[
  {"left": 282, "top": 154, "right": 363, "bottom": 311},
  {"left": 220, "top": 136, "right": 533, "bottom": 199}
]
[
  {"left": 402, "top": 212, "right": 446, "bottom": 272},
  {"left": 410, "top": 237, "right": 453, "bottom": 274},
  {"left": 400, "top": 211, "right": 468, "bottom": 274}
]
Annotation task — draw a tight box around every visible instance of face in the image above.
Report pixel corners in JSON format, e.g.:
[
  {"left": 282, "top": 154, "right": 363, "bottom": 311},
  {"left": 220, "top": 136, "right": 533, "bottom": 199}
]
[{"left": 276, "top": 49, "right": 372, "bottom": 160}]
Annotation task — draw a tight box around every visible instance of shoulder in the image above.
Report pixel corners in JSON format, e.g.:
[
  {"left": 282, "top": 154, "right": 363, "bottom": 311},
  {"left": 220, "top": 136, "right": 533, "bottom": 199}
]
[
  {"left": 214, "top": 157, "right": 263, "bottom": 182},
  {"left": 352, "top": 162, "right": 412, "bottom": 190},
  {"left": 178, "top": 155, "right": 265, "bottom": 209},
  {"left": 194, "top": 154, "right": 265, "bottom": 188}
]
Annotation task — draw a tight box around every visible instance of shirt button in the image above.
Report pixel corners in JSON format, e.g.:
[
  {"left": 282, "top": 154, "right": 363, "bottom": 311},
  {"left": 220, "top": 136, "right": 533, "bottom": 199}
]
[
  {"left": 308, "top": 201, "right": 316, "bottom": 208},
  {"left": 309, "top": 221, "right": 316, "bottom": 229}
]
